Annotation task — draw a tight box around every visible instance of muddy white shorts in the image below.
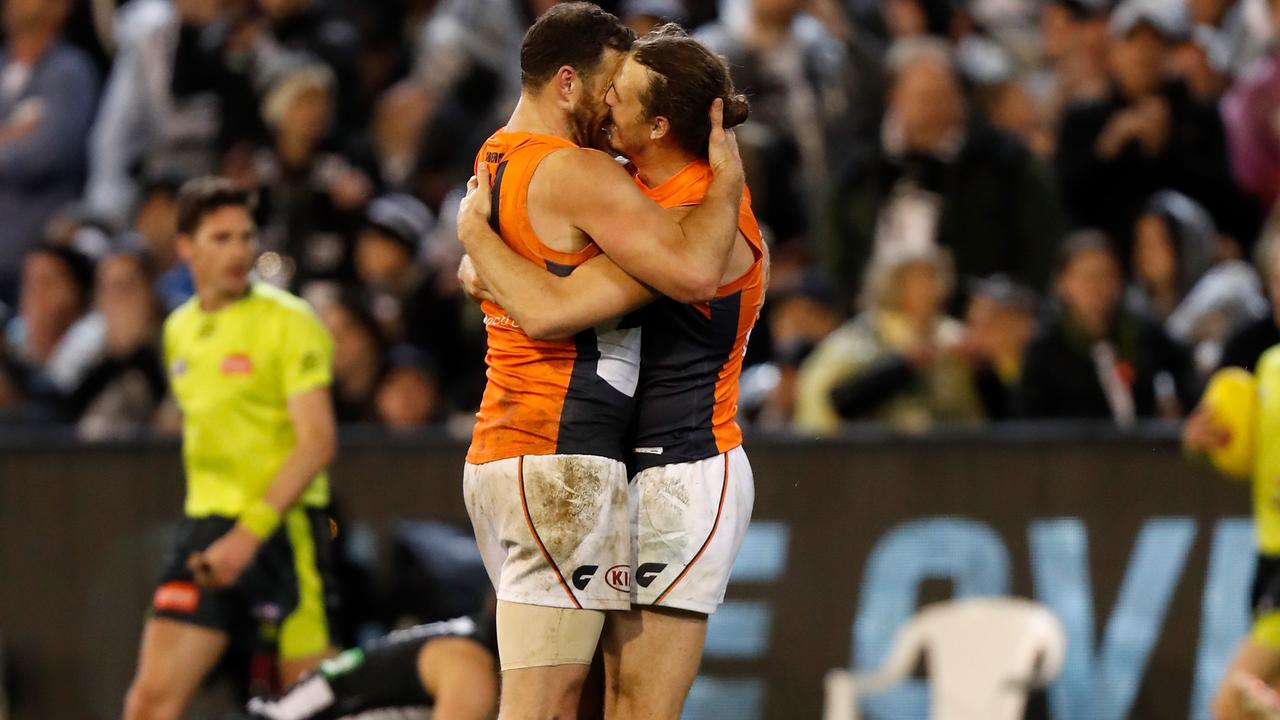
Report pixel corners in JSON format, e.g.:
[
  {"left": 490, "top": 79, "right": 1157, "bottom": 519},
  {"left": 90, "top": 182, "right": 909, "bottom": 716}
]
[
  {"left": 629, "top": 446, "right": 755, "bottom": 614},
  {"left": 464, "top": 454, "right": 632, "bottom": 611}
]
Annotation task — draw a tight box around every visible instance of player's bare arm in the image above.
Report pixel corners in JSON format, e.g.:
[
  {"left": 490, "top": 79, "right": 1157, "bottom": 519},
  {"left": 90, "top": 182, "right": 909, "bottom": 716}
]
[
  {"left": 543, "top": 99, "right": 744, "bottom": 303},
  {"left": 190, "top": 387, "right": 336, "bottom": 588},
  {"left": 457, "top": 163, "right": 654, "bottom": 340}
]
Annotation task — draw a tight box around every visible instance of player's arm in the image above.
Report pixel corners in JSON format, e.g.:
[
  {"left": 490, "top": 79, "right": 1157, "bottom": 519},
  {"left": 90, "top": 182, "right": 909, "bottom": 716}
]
[
  {"left": 418, "top": 637, "right": 498, "bottom": 720},
  {"left": 552, "top": 99, "right": 744, "bottom": 303},
  {"left": 457, "top": 166, "right": 655, "bottom": 340}
]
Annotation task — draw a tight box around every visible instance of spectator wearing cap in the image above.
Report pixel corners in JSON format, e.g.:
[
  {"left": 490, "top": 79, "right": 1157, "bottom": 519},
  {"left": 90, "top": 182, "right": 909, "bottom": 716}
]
[
  {"left": 249, "top": 64, "right": 375, "bottom": 291},
  {"left": 356, "top": 193, "right": 481, "bottom": 413},
  {"left": 1127, "top": 190, "right": 1267, "bottom": 372},
  {"left": 1016, "top": 231, "right": 1201, "bottom": 423},
  {"left": 1056, "top": 0, "right": 1260, "bottom": 259},
  {"left": 70, "top": 251, "right": 167, "bottom": 440},
  {"left": 794, "top": 243, "right": 983, "bottom": 435},
  {"left": 0, "top": 0, "right": 99, "bottom": 305},
  {"left": 2, "top": 244, "right": 103, "bottom": 420},
  {"left": 257, "top": 0, "right": 363, "bottom": 139},
  {"left": 962, "top": 275, "right": 1038, "bottom": 420},
  {"left": 1222, "top": 0, "right": 1280, "bottom": 212},
  {"left": 825, "top": 39, "right": 1064, "bottom": 307}
]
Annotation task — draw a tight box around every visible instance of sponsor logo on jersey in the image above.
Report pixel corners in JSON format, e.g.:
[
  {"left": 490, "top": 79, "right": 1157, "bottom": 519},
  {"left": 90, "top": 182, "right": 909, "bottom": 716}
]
[
  {"left": 572, "top": 565, "right": 598, "bottom": 591},
  {"left": 221, "top": 353, "right": 254, "bottom": 375},
  {"left": 153, "top": 581, "right": 199, "bottom": 613},
  {"left": 636, "top": 562, "right": 668, "bottom": 588},
  {"left": 170, "top": 358, "right": 187, "bottom": 377},
  {"left": 634, "top": 447, "right": 664, "bottom": 455},
  {"left": 606, "top": 564, "right": 630, "bottom": 592}
]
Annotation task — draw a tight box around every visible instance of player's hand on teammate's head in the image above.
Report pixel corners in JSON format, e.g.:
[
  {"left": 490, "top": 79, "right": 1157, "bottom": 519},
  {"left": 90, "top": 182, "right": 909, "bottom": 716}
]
[
  {"left": 187, "top": 526, "right": 262, "bottom": 589},
  {"left": 706, "top": 98, "right": 744, "bottom": 186},
  {"left": 1182, "top": 404, "right": 1232, "bottom": 453},
  {"left": 458, "top": 255, "right": 494, "bottom": 304}
]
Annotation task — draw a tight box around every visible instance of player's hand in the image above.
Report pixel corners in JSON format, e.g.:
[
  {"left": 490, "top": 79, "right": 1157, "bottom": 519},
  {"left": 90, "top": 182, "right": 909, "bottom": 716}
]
[
  {"left": 188, "top": 526, "right": 262, "bottom": 589},
  {"left": 457, "top": 255, "right": 494, "bottom": 304},
  {"left": 457, "top": 163, "right": 494, "bottom": 251},
  {"left": 706, "top": 98, "right": 744, "bottom": 187},
  {"left": 1182, "top": 404, "right": 1232, "bottom": 454}
]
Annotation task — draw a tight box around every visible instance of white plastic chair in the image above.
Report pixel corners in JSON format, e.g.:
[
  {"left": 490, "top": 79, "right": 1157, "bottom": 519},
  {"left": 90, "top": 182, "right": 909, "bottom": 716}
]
[{"left": 823, "top": 597, "right": 1066, "bottom": 720}]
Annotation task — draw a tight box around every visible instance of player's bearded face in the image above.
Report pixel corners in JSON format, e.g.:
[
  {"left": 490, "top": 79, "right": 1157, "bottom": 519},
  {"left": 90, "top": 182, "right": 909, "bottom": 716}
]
[
  {"left": 569, "top": 50, "right": 626, "bottom": 151},
  {"left": 182, "top": 206, "right": 258, "bottom": 300}
]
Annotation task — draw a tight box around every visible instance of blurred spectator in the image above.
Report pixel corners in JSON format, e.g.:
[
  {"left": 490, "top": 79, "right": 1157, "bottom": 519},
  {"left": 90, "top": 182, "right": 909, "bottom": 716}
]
[
  {"left": 3, "top": 244, "right": 102, "bottom": 420},
  {"left": 318, "top": 291, "right": 386, "bottom": 424},
  {"left": 1033, "top": 0, "right": 1112, "bottom": 113},
  {"left": 1126, "top": 190, "right": 1267, "bottom": 372},
  {"left": 1222, "top": 0, "right": 1280, "bottom": 212},
  {"left": 375, "top": 345, "right": 442, "bottom": 430},
  {"left": 124, "top": 175, "right": 195, "bottom": 310},
  {"left": 825, "top": 39, "right": 1064, "bottom": 307},
  {"left": 0, "top": 0, "right": 99, "bottom": 304},
  {"left": 793, "top": 244, "right": 983, "bottom": 435},
  {"left": 248, "top": 64, "right": 373, "bottom": 290},
  {"left": 257, "top": 0, "right": 363, "bottom": 137},
  {"left": 86, "top": 0, "right": 257, "bottom": 227},
  {"left": 959, "top": 37, "right": 1054, "bottom": 155},
  {"left": 1056, "top": 0, "right": 1259, "bottom": 259},
  {"left": 71, "top": 251, "right": 166, "bottom": 440},
  {"left": 698, "top": 0, "right": 856, "bottom": 247},
  {"left": 1187, "top": 0, "right": 1273, "bottom": 75},
  {"left": 1218, "top": 216, "right": 1280, "bottom": 370},
  {"left": 962, "top": 275, "right": 1038, "bottom": 420},
  {"left": 622, "top": 0, "right": 687, "bottom": 35},
  {"left": 1171, "top": 25, "right": 1234, "bottom": 101},
  {"left": 739, "top": 273, "right": 845, "bottom": 429},
  {"left": 1017, "top": 231, "right": 1201, "bottom": 423}
]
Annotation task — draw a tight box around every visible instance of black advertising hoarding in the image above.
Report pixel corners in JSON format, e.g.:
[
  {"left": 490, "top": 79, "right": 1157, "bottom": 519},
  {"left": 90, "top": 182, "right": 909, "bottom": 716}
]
[{"left": 0, "top": 429, "right": 1254, "bottom": 719}]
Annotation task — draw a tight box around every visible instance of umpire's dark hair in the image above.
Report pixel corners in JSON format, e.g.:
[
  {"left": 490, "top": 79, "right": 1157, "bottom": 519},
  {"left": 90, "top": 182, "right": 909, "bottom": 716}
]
[
  {"left": 1054, "top": 229, "right": 1117, "bottom": 277},
  {"left": 631, "top": 24, "right": 749, "bottom": 159},
  {"left": 175, "top": 177, "right": 256, "bottom": 236},
  {"left": 520, "top": 2, "right": 636, "bottom": 88}
]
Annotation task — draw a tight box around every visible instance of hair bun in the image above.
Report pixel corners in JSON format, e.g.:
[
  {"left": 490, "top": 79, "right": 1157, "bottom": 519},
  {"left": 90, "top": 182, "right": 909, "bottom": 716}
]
[{"left": 723, "top": 94, "right": 750, "bottom": 128}]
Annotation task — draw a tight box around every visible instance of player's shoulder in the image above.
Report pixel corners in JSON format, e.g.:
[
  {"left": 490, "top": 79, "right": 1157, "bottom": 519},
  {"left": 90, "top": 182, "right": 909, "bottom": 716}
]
[
  {"left": 1258, "top": 344, "right": 1280, "bottom": 378},
  {"left": 544, "top": 146, "right": 628, "bottom": 179},
  {"left": 162, "top": 296, "right": 202, "bottom": 336}
]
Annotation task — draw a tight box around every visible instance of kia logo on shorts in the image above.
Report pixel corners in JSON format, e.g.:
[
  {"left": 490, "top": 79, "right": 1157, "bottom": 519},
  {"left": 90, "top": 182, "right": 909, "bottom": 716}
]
[
  {"left": 572, "top": 565, "right": 598, "bottom": 591},
  {"left": 606, "top": 565, "right": 630, "bottom": 592},
  {"left": 636, "top": 562, "right": 668, "bottom": 588}
]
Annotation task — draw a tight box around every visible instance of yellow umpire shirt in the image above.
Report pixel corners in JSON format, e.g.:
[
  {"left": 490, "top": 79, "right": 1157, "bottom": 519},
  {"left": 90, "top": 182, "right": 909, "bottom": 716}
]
[{"left": 164, "top": 283, "right": 334, "bottom": 519}]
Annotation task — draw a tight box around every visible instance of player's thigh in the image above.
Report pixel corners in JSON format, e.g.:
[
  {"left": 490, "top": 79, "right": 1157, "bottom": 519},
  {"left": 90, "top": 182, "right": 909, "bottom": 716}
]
[
  {"left": 602, "top": 607, "right": 707, "bottom": 717},
  {"left": 631, "top": 447, "right": 754, "bottom": 613},
  {"left": 467, "top": 454, "right": 631, "bottom": 612},
  {"left": 125, "top": 617, "right": 228, "bottom": 717}
]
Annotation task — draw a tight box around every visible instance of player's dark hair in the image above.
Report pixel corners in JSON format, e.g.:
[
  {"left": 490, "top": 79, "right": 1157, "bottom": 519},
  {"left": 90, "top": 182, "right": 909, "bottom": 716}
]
[
  {"left": 175, "top": 177, "right": 256, "bottom": 236},
  {"left": 630, "top": 24, "right": 750, "bottom": 159},
  {"left": 520, "top": 2, "right": 636, "bottom": 88}
]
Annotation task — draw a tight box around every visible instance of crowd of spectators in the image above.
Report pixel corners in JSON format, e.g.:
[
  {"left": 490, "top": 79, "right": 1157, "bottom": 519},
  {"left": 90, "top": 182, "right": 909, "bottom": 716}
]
[{"left": 3, "top": 0, "right": 1280, "bottom": 439}]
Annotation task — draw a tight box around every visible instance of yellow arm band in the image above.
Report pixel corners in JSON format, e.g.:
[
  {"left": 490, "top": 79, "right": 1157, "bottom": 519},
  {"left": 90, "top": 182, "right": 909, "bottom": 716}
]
[{"left": 239, "top": 499, "right": 282, "bottom": 540}]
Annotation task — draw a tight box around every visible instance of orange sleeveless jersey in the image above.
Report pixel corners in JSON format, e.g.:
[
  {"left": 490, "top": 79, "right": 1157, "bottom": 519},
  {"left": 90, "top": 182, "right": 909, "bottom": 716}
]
[
  {"left": 627, "top": 161, "right": 767, "bottom": 471},
  {"left": 467, "top": 130, "right": 638, "bottom": 464}
]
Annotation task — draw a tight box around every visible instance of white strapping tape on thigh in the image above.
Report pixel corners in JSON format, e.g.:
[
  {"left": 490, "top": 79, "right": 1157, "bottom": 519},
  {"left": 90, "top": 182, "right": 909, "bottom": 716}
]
[{"left": 496, "top": 601, "right": 605, "bottom": 670}]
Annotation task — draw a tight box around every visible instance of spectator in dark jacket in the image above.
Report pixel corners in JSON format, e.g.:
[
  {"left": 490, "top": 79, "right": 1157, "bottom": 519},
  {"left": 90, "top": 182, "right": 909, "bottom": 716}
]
[
  {"left": 1056, "top": 1, "right": 1259, "bottom": 260},
  {"left": 826, "top": 38, "right": 1065, "bottom": 306},
  {"left": 1218, "top": 222, "right": 1280, "bottom": 371},
  {"left": 0, "top": 0, "right": 98, "bottom": 304},
  {"left": 1017, "top": 231, "right": 1201, "bottom": 423}
]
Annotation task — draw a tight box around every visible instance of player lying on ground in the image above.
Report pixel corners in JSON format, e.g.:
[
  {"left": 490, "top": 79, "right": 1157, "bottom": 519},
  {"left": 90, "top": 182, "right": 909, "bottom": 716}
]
[
  {"left": 458, "top": 24, "right": 765, "bottom": 720},
  {"left": 246, "top": 611, "right": 498, "bottom": 720}
]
